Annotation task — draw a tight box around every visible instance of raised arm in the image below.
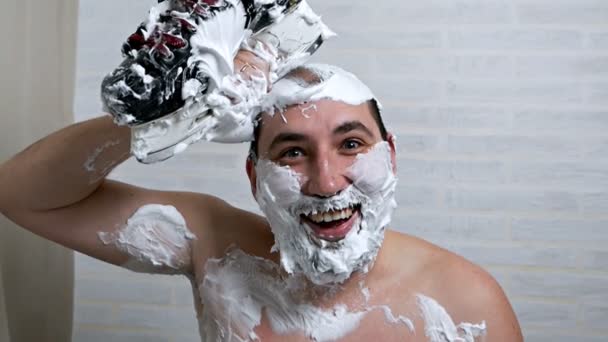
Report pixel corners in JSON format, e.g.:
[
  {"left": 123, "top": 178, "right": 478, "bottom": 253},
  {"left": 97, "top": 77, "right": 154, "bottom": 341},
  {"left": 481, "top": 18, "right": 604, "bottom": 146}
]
[
  {"left": 0, "top": 0, "right": 329, "bottom": 275},
  {"left": 0, "top": 41, "right": 276, "bottom": 273},
  {"left": 0, "top": 116, "right": 208, "bottom": 272}
]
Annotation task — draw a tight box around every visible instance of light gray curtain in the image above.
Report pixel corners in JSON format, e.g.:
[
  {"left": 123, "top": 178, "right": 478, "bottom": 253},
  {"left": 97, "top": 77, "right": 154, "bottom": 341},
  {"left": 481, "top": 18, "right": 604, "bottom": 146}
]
[
  {"left": 0, "top": 268, "right": 9, "bottom": 342},
  {"left": 0, "top": 0, "right": 79, "bottom": 341}
]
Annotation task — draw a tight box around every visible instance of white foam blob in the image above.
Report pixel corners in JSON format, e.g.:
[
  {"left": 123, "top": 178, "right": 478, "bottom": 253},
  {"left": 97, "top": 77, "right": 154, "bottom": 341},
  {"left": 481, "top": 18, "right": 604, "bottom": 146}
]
[
  {"left": 199, "top": 247, "right": 368, "bottom": 342},
  {"left": 254, "top": 141, "right": 397, "bottom": 285},
  {"left": 198, "top": 248, "right": 414, "bottom": 341},
  {"left": 98, "top": 204, "right": 196, "bottom": 273},
  {"left": 186, "top": 0, "right": 247, "bottom": 90},
  {"left": 417, "top": 294, "right": 487, "bottom": 342},
  {"left": 263, "top": 64, "right": 378, "bottom": 114}
]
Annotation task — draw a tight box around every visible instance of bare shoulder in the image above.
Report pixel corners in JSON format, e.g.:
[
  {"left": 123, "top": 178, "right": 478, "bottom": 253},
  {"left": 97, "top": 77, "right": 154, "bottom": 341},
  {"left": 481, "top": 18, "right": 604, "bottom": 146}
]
[
  {"left": 384, "top": 230, "right": 523, "bottom": 341},
  {"left": 436, "top": 252, "right": 521, "bottom": 338},
  {"left": 166, "top": 190, "right": 271, "bottom": 259}
]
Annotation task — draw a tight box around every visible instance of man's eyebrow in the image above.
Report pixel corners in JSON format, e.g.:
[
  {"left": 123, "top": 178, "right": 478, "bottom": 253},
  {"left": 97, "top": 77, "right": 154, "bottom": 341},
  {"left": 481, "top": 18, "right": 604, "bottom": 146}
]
[
  {"left": 268, "top": 132, "right": 309, "bottom": 151},
  {"left": 333, "top": 120, "right": 374, "bottom": 138}
]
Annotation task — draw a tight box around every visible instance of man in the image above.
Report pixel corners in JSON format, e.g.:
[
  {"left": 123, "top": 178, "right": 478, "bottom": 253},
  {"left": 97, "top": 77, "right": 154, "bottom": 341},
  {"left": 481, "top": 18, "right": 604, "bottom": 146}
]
[{"left": 0, "top": 3, "right": 522, "bottom": 342}]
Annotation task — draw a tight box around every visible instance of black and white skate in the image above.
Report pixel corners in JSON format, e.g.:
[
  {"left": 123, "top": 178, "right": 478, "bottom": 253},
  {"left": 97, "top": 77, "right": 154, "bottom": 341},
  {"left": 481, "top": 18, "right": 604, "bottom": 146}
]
[
  {"left": 102, "top": 0, "right": 303, "bottom": 125},
  {"left": 101, "top": 0, "right": 332, "bottom": 163}
]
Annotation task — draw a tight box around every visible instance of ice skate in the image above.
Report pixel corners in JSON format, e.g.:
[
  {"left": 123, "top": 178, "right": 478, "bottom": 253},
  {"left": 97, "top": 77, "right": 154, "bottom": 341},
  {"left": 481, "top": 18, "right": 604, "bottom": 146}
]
[{"left": 101, "top": 0, "right": 333, "bottom": 163}]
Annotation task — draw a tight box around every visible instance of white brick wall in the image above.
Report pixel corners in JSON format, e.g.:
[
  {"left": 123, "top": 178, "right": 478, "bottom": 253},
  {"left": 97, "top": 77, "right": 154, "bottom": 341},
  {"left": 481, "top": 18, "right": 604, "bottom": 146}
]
[{"left": 73, "top": 0, "right": 608, "bottom": 341}]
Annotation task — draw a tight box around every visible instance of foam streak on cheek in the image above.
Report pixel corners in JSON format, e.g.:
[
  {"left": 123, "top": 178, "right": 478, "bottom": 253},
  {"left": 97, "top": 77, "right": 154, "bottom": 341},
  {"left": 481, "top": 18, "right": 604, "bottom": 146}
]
[
  {"left": 255, "top": 160, "right": 304, "bottom": 205},
  {"left": 254, "top": 141, "right": 397, "bottom": 285},
  {"left": 348, "top": 141, "right": 397, "bottom": 232},
  {"left": 348, "top": 142, "right": 394, "bottom": 194}
]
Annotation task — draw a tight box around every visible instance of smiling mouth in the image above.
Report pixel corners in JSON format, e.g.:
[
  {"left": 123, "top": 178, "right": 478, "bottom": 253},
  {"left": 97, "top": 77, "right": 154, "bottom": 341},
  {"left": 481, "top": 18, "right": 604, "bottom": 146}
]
[{"left": 300, "top": 205, "right": 361, "bottom": 242}]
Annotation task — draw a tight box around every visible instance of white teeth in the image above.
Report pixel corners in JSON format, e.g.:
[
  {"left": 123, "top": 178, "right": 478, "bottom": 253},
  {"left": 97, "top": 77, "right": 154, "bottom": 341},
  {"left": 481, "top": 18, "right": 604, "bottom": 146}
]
[{"left": 306, "top": 207, "right": 355, "bottom": 223}]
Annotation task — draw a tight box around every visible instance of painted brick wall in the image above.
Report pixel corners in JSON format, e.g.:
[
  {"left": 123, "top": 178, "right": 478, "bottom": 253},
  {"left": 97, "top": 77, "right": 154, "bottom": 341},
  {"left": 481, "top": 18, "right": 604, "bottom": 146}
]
[{"left": 72, "top": 0, "right": 608, "bottom": 341}]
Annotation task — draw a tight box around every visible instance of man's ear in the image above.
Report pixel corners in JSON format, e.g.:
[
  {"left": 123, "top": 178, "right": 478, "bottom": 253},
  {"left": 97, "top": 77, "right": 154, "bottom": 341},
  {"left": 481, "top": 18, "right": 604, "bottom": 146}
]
[
  {"left": 246, "top": 156, "right": 257, "bottom": 197},
  {"left": 387, "top": 133, "right": 397, "bottom": 174}
]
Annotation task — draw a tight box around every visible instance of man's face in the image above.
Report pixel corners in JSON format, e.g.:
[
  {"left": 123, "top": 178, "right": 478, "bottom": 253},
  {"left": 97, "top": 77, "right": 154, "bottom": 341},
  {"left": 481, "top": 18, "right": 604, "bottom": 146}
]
[
  {"left": 246, "top": 98, "right": 398, "bottom": 285},
  {"left": 249, "top": 99, "right": 394, "bottom": 241}
]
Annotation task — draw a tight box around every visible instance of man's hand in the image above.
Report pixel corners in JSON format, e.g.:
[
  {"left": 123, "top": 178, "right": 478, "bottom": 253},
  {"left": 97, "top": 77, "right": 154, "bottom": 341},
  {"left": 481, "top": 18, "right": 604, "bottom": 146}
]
[{"left": 234, "top": 49, "right": 271, "bottom": 86}]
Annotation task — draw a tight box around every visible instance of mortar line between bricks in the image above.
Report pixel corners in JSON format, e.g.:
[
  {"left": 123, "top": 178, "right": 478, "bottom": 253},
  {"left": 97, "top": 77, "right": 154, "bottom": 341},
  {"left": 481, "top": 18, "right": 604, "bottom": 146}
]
[
  {"left": 405, "top": 182, "right": 608, "bottom": 193},
  {"left": 382, "top": 101, "right": 608, "bottom": 110},
  {"left": 76, "top": 299, "right": 190, "bottom": 308},
  {"left": 534, "top": 322, "right": 608, "bottom": 337},
  {"left": 436, "top": 239, "right": 608, "bottom": 250},
  {"left": 396, "top": 207, "right": 608, "bottom": 219},
  {"left": 76, "top": 273, "right": 187, "bottom": 282},
  {"left": 390, "top": 127, "right": 608, "bottom": 137},
  {"left": 395, "top": 153, "right": 608, "bottom": 163},
  {"left": 521, "top": 325, "right": 608, "bottom": 337},
  {"left": 331, "top": 23, "right": 608, "bottom": 31},
  {"left": 483, "top": 265, "right": 608, "bottom": 276},
  {"left": 398, "top": 208, "right": 604, "bottom": 219},
  {"left": 323, "top": 47, "right": 608, "bottom": 56},
  {"left": 520, "top": 326, "right": 605, "bottom": 336},
  {"left": 510, "top": 295, "right": 577, "bottom": 305},
  {"left": 575, "top": 300, "right": 585, "bottom": 329},
  {"left": 75, "top": 324, "right": 167, "bottom": 334}
]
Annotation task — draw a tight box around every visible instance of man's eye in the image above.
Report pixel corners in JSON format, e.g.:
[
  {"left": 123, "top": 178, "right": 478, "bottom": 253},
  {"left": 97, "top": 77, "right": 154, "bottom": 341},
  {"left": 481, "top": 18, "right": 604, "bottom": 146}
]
[
  {"left": 281, "top": 147, "right": 305, "bottom": 159},
  {"left": 342, "top": 139, "right": 362, "bottom": 150}
]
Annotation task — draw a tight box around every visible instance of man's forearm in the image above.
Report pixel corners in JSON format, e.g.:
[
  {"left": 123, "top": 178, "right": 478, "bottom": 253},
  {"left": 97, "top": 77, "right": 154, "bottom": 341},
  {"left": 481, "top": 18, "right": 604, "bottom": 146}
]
[{"left": 0, "top": 115, "right": 131, "bottom": 212}]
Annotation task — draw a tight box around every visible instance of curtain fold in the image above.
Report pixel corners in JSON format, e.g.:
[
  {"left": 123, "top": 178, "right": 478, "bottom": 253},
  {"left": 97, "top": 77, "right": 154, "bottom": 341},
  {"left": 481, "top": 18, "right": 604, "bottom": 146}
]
[
  {"left": 0, "top": 265, "right": 9, "bottom": 342},
  {"left": 0, "top": 0, "right": 79, "bottom": 341}
]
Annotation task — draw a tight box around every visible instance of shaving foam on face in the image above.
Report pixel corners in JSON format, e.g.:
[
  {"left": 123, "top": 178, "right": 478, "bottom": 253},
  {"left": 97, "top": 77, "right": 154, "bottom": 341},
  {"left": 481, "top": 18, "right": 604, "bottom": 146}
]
[
  {"left": 254, "top": 141, "right": 397, "bottom": 285},
  {"left": 417, "top": 294, "right": 487, "bottom": 342},
  {"left": 98, "top": 204, "right": 196, "bottom": 274}
]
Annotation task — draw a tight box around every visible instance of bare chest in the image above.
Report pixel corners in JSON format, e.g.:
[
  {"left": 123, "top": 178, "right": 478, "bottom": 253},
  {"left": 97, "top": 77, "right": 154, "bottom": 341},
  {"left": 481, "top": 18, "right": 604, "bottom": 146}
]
[
  {"left": 194, "top": 248, "right": 422, "bottom": 342},
  {"left": 249, "top": 309, "right": 426, "bottom": 342}
]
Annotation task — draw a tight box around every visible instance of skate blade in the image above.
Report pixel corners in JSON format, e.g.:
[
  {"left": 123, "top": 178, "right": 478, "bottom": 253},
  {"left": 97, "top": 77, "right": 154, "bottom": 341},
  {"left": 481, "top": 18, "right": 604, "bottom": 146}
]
[
  {"left": 130, "top": 105, "right": 213, "bottom": 164},
  {"left": 252, "top": 0, "right": 330, "bottom": 77}
]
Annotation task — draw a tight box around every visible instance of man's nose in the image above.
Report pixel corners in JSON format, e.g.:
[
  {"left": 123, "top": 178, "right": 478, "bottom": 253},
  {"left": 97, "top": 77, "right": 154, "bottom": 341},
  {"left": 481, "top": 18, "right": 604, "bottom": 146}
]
[{"left": 302, "top": 155, "right": 349, "bottom": 197}]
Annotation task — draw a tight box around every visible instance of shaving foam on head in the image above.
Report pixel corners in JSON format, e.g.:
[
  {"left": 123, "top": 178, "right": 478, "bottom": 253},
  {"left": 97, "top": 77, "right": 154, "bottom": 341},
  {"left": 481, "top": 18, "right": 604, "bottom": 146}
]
[
  {"left": 262, "top": 63, "right": 380, "bottom": 115},
  {"left": 183, "top": 9, "right": 340, "bottom": 144},
  {"left": 254, "top": 141, "right": 397, "bottom": 285},
  {"left": 417, "top": 294, "right": 487, "bottom": 342},
  {"left": 98, "top": 204, "right": 196, "bottom": 274}
]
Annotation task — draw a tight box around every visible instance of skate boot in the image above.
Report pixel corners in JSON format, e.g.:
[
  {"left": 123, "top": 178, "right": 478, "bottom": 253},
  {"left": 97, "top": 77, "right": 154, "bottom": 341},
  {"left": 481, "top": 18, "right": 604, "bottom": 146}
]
[{"left": 101, "top": 0, "right": 333, "bottom": 163}]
